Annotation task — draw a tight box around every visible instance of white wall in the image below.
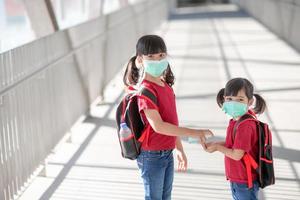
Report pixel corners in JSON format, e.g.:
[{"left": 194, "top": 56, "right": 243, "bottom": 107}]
[{"left": 232, "top": 0, "right": 300, "bottom": 52}]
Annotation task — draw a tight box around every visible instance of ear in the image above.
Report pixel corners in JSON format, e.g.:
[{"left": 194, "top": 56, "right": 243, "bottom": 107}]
[
  {"left": 135, "top": 55, "right": 143, "bottom": 68},
  {"left": 248, "top": 98, "right": 254, "bottom": 106},
  {"left": 136, "top": 55, "right": 143, "bottom": 64}
]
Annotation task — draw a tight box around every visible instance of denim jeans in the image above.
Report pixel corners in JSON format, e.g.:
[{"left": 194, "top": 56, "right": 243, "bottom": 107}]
[
  {"left": 230, "top": 181, "right": 259, "bottom": 200},
  {"left": 137, "top": 150, "right": 174, "bottom": 200}
]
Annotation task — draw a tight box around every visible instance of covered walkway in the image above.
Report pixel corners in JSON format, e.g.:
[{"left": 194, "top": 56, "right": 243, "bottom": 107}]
[
  {"left": 1, "top": 0, "right": 300, "bottom": 200},
  {"left": 17, "top": 3, "right": 300, "bottom": 200}
]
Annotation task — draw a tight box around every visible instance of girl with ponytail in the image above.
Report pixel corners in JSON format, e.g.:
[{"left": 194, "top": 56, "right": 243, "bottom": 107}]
[
  {"left": 123, "top": 35, "right": 213, "bottom": 200},
  {"left": 207, "top": 77, "right": 267, "bottom": 200}
]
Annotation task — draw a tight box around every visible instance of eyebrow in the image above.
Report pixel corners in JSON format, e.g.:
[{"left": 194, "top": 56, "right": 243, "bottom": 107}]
[{"left": 227, "top": 96, "right": 245, "bottom": 98}]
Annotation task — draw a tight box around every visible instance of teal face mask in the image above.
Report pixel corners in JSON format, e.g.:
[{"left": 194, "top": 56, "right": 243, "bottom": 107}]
[
  {"left": 143, "top": 58, "right": 168, "bottom": 77},
  {"left": 222, "top": 101, "right": 248, "bottom": 119}
]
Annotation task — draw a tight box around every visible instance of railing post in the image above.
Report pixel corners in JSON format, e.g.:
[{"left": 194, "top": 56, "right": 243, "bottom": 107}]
[
  {"left": 168, "top": 0, "right": 177, "bottom": 14},
  {"left": 99, "top": 15, "right": 109, "bottom": 103},
  {"left": 0, "top": 96, "right": 5, "bottom": 200},
  {"left": 45, "top": 0, "right": 60, "bottom": 31},
  {"left": 23, "top": 0, "right": 55, "bottom": 37},
  {"left": 0, "top": 95, "right": 3, "bottom": 106},
  {"left": 39, "top": 159, "right": 48, "bottom": 177},
  {"left": 66, "top": 131, "right": 73, "bottom": 143}
]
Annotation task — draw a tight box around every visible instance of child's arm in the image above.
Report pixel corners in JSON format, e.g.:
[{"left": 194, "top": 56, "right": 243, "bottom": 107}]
[
  {"left": 176, "top": 137, "right": 185, "bottom": 151},
  {"left": 207, "top": 141, "right": 225, "bottom": 146},
  {"left": 143, "top": 109, "right": 213, "bottom": 139},
  {"left": 206, "top": 143, "right": 244, "bottom": 161},
  {"left": 176, "top": 137, "right": 187, "bottom": 171}
]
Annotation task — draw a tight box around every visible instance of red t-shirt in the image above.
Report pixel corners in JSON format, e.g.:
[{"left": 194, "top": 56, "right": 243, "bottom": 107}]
[
  {"left": 224, "top": 111, "right": 259, "bottom": 184},
  {"left": 138, "top": 80, "right": 178, "bottom": 150}
]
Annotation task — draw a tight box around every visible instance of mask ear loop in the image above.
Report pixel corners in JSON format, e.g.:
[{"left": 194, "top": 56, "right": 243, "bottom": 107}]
[
  {"left": 137, "top": 66, "right": 145, "bottom": 89},
  {"left": 249, "top": 95, "right": 258, "bottom": 116},
  {"left": 135, "top": 56, "right": 145, "bottom": 89}
]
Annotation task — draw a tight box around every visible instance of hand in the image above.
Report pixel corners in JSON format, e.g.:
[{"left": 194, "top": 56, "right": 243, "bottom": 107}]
[
  {"left": 205, "top": 142, "right": 219, "bottom": 153},
  {"left": 176, "top": 150, "right": 187, "bottom": 172},
  {"left": 198, "top": 129, "right": 214, "bottom": 149}
]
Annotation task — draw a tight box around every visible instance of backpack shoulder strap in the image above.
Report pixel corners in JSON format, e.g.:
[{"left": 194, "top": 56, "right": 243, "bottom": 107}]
[
  {"left": 136, "top": 85, "right": 158, "bottom": 146},
  {"left": 138, "top": 85, "right": 159, "bottom": 110},
  {"left": 232, "top": 114, "right": 259, "bottom": 189},
  {"left": 233, "top": 114, "right": 257, "bottom": 140},
  {"left": 119, "top": 93, "right": 133, "bottom": 123},
  {"left": 243, "top": 153, "right": 258, "bottom": 188}
]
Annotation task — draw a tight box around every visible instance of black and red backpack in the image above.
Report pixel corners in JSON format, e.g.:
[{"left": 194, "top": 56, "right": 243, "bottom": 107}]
[
  {"left": 233, "top": 114, "right": 275, "bottom": 189},
  {"left": 115, "top": 86, "right": 158, "bottom": 160}
]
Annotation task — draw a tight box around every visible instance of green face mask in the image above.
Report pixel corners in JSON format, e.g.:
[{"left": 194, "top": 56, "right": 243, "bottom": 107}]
[
  {"left": 143, "top": 58, "right": 168, "bottom": 77},
  {"left": 222, "top": 101, "right": 248, "bottom": 119}
]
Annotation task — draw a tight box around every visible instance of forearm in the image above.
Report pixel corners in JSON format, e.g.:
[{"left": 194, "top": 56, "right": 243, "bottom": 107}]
[
  {"left": 216, "top": 145, "right": 244, "bottom": 161},
  {"left": 216, "top": 141, "right": 225, "bottom": 145},
  {"left": 175, "top": 137, "right": 184, "bottom": 151},
  {"left": 143, "top": 109, "right": 210, "bottom": 138},
  {"left": 155, "top": 121, "right": 206, "bottom": 137}
]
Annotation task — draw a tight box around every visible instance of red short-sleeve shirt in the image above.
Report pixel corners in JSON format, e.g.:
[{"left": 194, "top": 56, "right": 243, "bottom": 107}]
[
  {"left": 224, "top": 112, "right": 259, "bottom": 184},
  {"left": 138, "top": 80, "right": 178, "bottom": 150}
]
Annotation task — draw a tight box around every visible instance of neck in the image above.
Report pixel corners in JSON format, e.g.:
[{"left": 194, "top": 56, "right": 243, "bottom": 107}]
[
  {"left": 144, "top": 74, "right": 164, "bottom": 86},
  {"left": 234, "top": 116, "right": 241, "bottom": 121},
  {"left": 234, "top": 111, "right": 249, "bottom": 121}
]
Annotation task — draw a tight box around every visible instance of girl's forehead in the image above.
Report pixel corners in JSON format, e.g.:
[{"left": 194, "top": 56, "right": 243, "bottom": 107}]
[
  {"left": 144, "top": 52, "right": 166, "bottom": 56},
  {"left": 236, "top": 89, "right": 247, "bottom": 96},
  {"left": 225, "top": 89, "right": 247, "bottom": 97}
]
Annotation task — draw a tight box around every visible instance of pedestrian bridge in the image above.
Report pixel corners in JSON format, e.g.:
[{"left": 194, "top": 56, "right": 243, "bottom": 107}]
[{"left": 0, "top": 0, "right": 300, "bottom": 199}]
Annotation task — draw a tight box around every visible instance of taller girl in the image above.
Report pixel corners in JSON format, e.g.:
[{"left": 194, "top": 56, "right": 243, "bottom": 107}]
[{"left": 123, "top": 35, "right": 213, "bottom": 200}]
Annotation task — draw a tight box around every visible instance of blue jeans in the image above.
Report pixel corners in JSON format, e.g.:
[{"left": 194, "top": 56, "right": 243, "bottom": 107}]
[
  {"left": 137, "top": 150, "right": 174, "bottom": 200},
  {"left": 230, "top": 181, "right": 259, "bottom": 200}
]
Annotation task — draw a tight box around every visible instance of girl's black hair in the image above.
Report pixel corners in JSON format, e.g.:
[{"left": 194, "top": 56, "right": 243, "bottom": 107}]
[
  {"left": 216, "top": 78, "right": 266, "bottom": 114},
  {"left": 123, "top": 35, "right": 175, "bottom": 87}
]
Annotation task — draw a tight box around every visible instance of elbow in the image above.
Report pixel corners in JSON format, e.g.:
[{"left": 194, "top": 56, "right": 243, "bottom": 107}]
[
  {"left": 151, "top": 121, "right": 164, "bottom": 133},
  {"left": 232, "top": 154, "right": 244, "bottom": 161},
  {"left": 232, "top": 157, "right": 242, "bottom": 161},
  {"left": 229, "top": 149, "right": 245, "bottom": 161}
]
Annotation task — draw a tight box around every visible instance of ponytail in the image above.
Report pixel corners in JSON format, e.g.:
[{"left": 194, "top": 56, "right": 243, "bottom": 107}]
[
  {"left": 123, "top": 56, "right": 140, "bottom": 87},
  {"left": 216, "top": 88, "right": 225, "bottom": 108},
  {"left": 253, "top": 93, "right": 266, "bottom": 114},
  {"left": 163, "top": 65, "right": 175, "bottom": 87}
]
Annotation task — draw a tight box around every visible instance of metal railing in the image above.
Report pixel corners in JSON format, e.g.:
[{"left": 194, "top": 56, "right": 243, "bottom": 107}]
[{"left": 0, "top": 0, "right": 174, "bottom": 199}]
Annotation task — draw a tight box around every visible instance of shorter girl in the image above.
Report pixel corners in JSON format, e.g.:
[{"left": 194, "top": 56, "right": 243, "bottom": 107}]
[{"left": 205, "top": 78, "right": 266, "bottom": 200}]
